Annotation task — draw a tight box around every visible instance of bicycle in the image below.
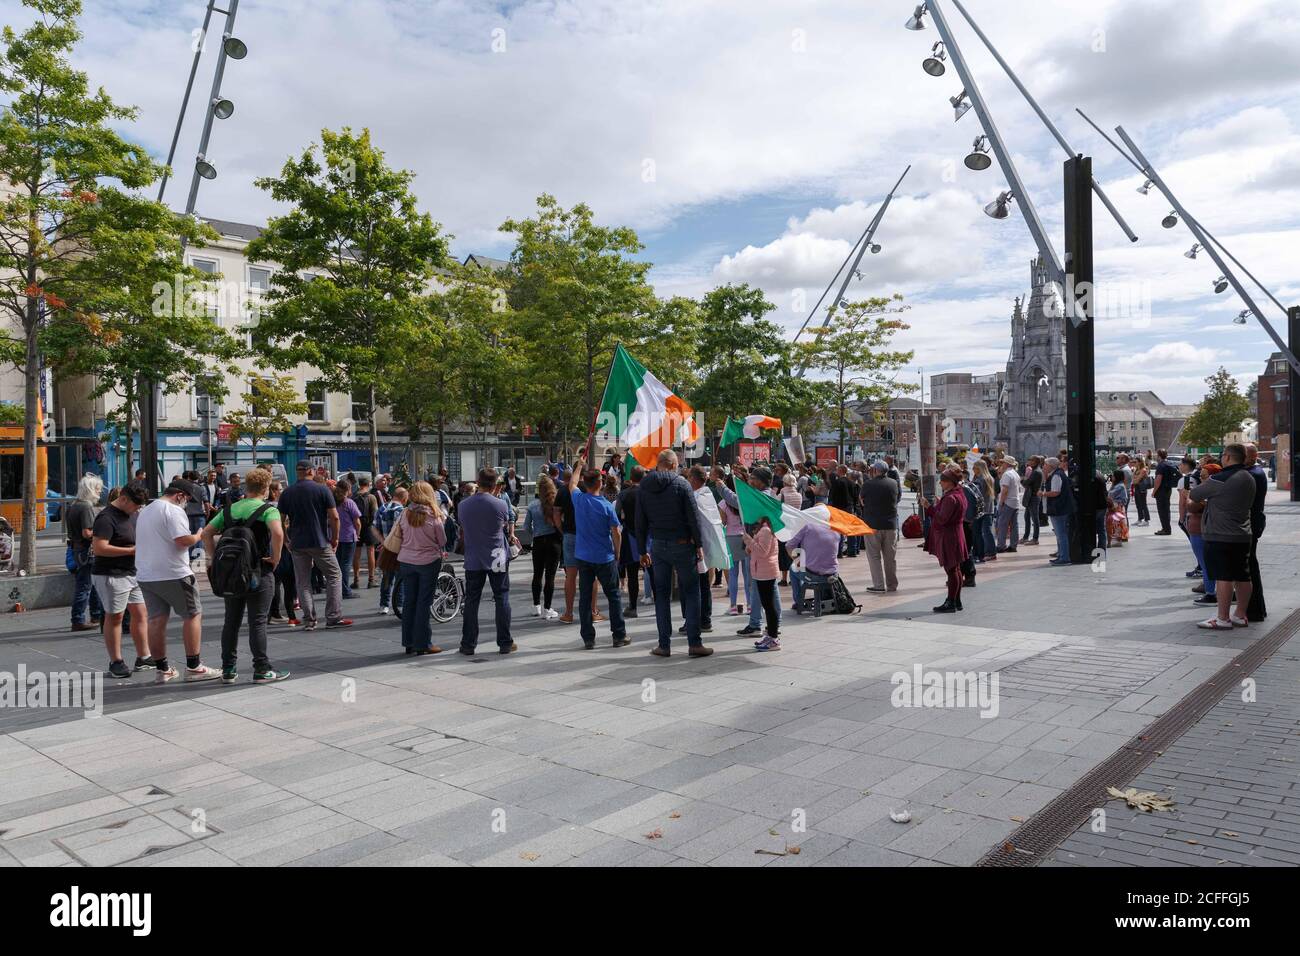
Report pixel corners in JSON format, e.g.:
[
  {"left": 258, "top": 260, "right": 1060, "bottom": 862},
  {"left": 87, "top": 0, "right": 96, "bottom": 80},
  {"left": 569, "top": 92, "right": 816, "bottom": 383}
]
[{"left": 393, "top": 562, "right": 465, "bottom": 625}]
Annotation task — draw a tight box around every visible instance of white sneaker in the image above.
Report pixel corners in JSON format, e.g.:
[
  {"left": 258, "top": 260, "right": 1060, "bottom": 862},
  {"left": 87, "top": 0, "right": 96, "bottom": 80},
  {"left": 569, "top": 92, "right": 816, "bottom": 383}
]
[
  {"left": 544, "top": 608, "right": 559, "bottom": 621},
  {"left": 155, "top": 666, "right": 179, "bottom": 684},
  {"left": 533, "top": 604, "right": 543, "bottom": 617},
  {"left": 379, "top": 605, "right": 391, "bottom": 615},
  {"left": 184, "top": 664, "right": 222, "bottom": 682}
]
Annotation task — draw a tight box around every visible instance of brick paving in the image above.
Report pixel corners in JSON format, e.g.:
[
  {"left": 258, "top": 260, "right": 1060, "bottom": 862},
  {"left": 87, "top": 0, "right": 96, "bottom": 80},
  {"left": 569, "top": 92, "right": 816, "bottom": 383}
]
[{"left": 1, "top": 491, "right": 1295, "bottom": 867}]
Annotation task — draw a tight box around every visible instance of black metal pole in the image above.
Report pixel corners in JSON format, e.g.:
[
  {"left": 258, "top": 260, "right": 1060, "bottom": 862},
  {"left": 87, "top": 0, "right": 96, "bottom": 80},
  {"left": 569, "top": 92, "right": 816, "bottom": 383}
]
[
  {"left": 1064, "top": 155, "right": 1097, "bottom": 563},
  {"left": 1290, "top": 306, "right": 1299, "bottom": 502}
]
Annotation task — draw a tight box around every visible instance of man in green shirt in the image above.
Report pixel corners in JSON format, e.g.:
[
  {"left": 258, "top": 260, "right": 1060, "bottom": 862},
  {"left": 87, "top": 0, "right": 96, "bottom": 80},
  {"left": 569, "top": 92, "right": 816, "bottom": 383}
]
[{"left": 201, "top": 467, "right": 290, "bottom": 685}]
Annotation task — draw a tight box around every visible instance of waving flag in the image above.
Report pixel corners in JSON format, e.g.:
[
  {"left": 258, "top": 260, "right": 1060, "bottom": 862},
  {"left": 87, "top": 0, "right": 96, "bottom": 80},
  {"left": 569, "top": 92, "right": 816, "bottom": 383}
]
[
  {"left": 734, "top": 478, "right": 873, "bottom": 541},
  {"left": 721, "top": 415, "right": 783, "bottom": 448},
  {"left": 598, "top": 344, "right": 698, "bottom": 474}
]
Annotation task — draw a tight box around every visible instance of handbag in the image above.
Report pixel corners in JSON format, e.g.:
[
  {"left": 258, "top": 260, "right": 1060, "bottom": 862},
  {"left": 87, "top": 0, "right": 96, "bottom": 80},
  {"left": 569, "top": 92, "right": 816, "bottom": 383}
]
[{"left": 377, "top": 519, "right": 403, "bottom": 573}]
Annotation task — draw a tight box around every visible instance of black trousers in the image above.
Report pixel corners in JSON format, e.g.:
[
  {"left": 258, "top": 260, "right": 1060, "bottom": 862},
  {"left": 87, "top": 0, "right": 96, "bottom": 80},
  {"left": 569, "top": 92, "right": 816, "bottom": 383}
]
[
  {"left": 1155, "top": 491, "right": 1173, "bottom": 532},
  {"left": 1247, "top": 521, "right": 1266, "bottom": 621},
  {"left": 755, "top": 578, "right": 778, "bottom": 638},
  {"left": 531, "top": 533, "right": 561, "bottom": 608}
]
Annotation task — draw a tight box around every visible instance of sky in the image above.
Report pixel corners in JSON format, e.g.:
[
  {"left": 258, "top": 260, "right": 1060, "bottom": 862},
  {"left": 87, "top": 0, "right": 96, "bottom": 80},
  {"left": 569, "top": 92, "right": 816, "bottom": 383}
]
[{"left": 5, "top": 0, "right": 1298, "bottom": 405}]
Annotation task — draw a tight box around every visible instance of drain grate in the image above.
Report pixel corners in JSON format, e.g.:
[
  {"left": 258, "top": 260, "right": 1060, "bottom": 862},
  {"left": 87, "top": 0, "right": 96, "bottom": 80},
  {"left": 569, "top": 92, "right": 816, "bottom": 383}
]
[{"left": 977, "top": 605, "right": 1300, "bottom": 867}]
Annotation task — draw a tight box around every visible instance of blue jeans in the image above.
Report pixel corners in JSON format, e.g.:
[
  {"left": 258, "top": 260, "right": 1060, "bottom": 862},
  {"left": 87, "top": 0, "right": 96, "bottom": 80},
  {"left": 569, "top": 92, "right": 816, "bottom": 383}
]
[
  {"left": 651, "top": 539, "right": 700, "bottom": 649},
  {"left": 336, "top": 540, "right": 357, "bottom": 596},
  {"left": 726, "top": 535, "right": 750, "bottom": 607},
  {"left": 747, "top": 563, "right": 781, "bottom": 629},
  {"left": 1049, "top": 514, "right": 1071, "bottom": 563},
  {"left": 1189, "top": 534, "right": 1215, "bottom": 597},
  {"left": 975, "top": 513, "right": 994, "bottom": 559},
  {"left": 70, "top": 558, "right": 102, "bottom": 626},
  {"left": 380, "top": 568, "right": 398, "bottom": 610},
  {"left": 578, "top": 559, "right": 625, "bottom": 644},
  {"left": 462, "top": 568, "right": 512, "bottom": 651},
  {"left": 399, "top": 559, "right": 441, "bottom": 649}
]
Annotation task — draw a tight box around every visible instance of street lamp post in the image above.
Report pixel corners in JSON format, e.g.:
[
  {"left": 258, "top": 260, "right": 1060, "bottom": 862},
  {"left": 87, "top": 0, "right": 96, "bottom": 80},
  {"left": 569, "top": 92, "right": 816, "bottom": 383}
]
[
  {"left": 142, "top": 0, "right": 247, "bottom": 495},
  {"left": 1064, "top": 155, "right": 1097, "bottom": 563}
]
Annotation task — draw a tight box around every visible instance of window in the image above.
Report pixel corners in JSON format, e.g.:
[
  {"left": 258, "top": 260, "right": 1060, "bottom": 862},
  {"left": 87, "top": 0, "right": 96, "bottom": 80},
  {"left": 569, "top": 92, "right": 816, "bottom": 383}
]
[
  {"left": 191, "top": 257, "right": 218, "bottom": 275},
  {"left": 350, "top": 387, "right": 369, "bottom": 423},
  {"left": 306, "top": 382, "right": 327, "bottom": 422},
  {"left": 248, "top": 266, "right": 271, "bottom": 291}
]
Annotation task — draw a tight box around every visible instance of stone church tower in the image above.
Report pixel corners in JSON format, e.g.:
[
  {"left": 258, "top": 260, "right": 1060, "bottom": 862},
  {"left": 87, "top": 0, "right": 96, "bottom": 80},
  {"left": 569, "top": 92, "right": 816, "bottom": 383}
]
[{"left": 997, "top": 256, "right": 1067, "bottom": 460}]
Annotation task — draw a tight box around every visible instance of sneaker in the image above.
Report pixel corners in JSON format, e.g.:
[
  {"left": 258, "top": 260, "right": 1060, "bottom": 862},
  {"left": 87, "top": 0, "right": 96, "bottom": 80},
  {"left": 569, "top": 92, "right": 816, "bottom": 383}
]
[
  {"left": 754, "top": 636, "right": 781, "bottom": 652},
  {"left": 302, "top": 619, "right": 318, "bottom": 631},
  {"left": 108, "top": 660, "right": 131, "bottom": 679},
  {"left": 184, "top": 664, "right": 222, "bottom": 682},
  {"left": 379, "top": 606, "right": 390, "bottom": 615},
  {"left": 1193, "top": 594, "right": 1217, "bottom": 605},
  {"left": 155, "top": 666, "right": 179, "bottom": 684},
  {"left": 736, "top": 624, "right": 760, "bottom": 635},
  {"left": 458, "top": 645, "right": 476, "bottom": 655},
  {"left": 221, "top": 666, "right": 238, "bottom": 684},
  {"left": 132, "top": 656, "right": 157, "bottom": 672},
  {"left": 725, "top": 606, "right": 742, "bottom": 616},
  {"left": 544, "top": 608, "right": 559, "bottom": 621},
  {"left": 254, "top": 668, "right": 290, "bottom": 683},
  {"left": 533, "top": 604, "right": 543, "bottom": 618},
  {"left": 612, "top": 636, "right": 631, "bottom": 648},
  {"left": 1229, "top": 616, "right": 1249, "bottom": 628},
  {"left": 1197, "top": 618, "right": 1233, "bottom": 630},
  {"left": 499, "top": 642, "right": 518, "bottom": 655},
  {"left": 1191, "top": 584, "right": 1205, "bottom": 594},
  {"left": 287, "top": 618, "right": 301, "bottom": 627},
  {"left": 592, "top": 612, "right": 606, "bottom": 623},
  {"left": 623, "top": 607, "right": 637, "bottom": 619},
  {"left": 1185, "top": 569, "right": 1201, "bottom": 578},
  {"left": 583, "top": 640, "right": 595, "bottom": 649},
  {"left": 325, "top": 618, "right": 354, "bottom": 628},
  {"left": 267, "top": 615, "right": 288, "bottom": 625}
]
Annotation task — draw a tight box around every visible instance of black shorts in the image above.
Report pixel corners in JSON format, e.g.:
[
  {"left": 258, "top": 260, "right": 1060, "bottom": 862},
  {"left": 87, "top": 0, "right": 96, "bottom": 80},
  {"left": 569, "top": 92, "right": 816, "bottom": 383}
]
[{"left": 1203, "top": 540, "right": 1251, "bottom": 582}]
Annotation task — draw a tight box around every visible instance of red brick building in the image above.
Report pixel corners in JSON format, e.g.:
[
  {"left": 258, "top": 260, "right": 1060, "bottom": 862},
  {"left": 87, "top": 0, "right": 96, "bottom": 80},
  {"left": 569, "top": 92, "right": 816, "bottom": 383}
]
[{"left": 1257, "top": 351, "right": 1291, "bottom": 453}]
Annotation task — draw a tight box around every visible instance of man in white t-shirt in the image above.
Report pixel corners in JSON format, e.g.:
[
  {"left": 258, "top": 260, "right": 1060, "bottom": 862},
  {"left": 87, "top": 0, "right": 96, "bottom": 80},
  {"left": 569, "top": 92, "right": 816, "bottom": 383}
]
[
  {"left": 135, "top": 480, "right": 220, "bottom": 684},
  {"left": 996, "top": 457, "right": 1023, "bottom": 552}
]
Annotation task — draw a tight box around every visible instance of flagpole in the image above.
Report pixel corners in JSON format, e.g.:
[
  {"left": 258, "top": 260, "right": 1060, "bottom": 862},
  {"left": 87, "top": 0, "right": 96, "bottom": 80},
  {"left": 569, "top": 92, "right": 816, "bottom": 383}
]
[{"left": 586, "top": 344, "right": 621, "bottom": 466}]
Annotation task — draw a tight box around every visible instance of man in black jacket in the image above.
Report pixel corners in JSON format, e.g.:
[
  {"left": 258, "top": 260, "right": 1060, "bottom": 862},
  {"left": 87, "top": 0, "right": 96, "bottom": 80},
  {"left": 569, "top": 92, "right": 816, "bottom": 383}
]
[
  {"left": 635, "top": 449, "right": 711, "bottom": 658},
  {"left": 860, "top": 461, "right": 899, "bottom": 592}
]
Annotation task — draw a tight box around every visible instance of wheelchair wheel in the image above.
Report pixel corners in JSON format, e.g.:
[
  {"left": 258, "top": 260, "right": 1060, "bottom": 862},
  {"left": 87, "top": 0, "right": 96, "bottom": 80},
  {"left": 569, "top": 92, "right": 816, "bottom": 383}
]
[{"left": 431, "top": 570, "right": 464, "bottom": 624}]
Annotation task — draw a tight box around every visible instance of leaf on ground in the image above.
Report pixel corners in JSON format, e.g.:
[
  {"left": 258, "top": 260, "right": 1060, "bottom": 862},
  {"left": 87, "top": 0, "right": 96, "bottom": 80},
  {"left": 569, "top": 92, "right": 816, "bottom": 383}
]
[
  {"left": 644, "top": 828, "right": 663, "bottom": 840},
  {"left": 786, "top": 845, "right": 801, "bottom": 855},
  {"left": 519, "top": 851, "right": 541, "bottom": 862},
  {"left": 755, "top": 849, "right": 787, "bottom": 856},
  {"left": 768, "top": 828, "right": 779, "bottom": 836},
  {"left": 668, "top": 812, "right": 681, "bottom": 820},
  {"left": 1010, "top": 815, "right": 1024, "bottom": 823},
  {"left": 1221, "top": 831, "right": 1239, "bottom": 838},
  {"left": 1106, "top": 786, "right": 1175, "bottom": 812}
]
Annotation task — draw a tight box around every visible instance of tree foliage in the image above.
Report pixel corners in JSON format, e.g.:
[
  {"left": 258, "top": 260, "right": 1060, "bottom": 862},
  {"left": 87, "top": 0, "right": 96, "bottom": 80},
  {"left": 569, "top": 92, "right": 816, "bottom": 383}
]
[{"left": 1180, "top": 367, "right": 1250, "bottom": 448}]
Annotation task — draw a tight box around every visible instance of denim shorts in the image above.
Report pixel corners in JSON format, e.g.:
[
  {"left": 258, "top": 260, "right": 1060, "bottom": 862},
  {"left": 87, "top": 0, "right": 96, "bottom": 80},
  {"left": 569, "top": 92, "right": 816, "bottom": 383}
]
[{"left": 562, "top": 533, "right": 577, "bottom": 568}]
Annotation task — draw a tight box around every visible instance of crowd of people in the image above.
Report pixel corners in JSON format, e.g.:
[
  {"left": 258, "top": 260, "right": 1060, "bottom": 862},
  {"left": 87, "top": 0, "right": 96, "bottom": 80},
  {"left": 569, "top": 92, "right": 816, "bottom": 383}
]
[{"left": 64, "top": 437, "right": 1271, "bottom": 683}]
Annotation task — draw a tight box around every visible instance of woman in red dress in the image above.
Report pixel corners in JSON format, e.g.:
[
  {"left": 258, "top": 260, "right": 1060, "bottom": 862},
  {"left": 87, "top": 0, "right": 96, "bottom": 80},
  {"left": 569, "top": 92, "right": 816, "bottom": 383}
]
[{"left": 923, "top": 467, "right": 970, "bottom": 613}]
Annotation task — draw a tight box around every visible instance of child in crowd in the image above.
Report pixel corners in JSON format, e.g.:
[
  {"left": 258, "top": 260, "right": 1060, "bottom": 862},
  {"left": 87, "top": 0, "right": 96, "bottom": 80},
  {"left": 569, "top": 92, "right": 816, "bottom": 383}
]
[{"left": 743, "top": 516, "right": 781, "bottom": 651}]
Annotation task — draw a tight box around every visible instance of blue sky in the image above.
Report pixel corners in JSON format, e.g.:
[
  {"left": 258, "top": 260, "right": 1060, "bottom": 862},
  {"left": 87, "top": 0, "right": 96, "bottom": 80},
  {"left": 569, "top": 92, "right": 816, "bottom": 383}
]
[{"left": 5, "top": 0, "right": 1298, "bottom": 405}]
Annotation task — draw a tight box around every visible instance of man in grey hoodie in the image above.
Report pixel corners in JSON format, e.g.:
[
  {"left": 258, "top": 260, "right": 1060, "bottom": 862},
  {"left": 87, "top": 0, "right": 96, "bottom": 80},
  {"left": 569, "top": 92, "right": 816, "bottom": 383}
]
[
  {"left": 1189, "top": 443, "right": 1255, "bottom": 630},
  {"left": 635, "top": 449, "right": 712, "bottom": 657}
]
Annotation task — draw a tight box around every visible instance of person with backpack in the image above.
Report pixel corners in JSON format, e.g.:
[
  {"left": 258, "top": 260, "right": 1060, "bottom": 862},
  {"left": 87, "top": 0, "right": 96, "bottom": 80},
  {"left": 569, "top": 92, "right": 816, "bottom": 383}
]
[{"left": 200, "top": 467, "right": 290, "bottom": 684}]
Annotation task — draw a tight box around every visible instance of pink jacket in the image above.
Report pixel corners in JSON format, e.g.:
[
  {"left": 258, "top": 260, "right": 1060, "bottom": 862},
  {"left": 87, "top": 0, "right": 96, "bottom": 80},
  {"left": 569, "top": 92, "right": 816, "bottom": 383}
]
[
  {"left": 745, "top": 525, "right": 779, "bottom": 581},
  {"left": 396, "top": 507, "right": 447, "bottom": 565}
]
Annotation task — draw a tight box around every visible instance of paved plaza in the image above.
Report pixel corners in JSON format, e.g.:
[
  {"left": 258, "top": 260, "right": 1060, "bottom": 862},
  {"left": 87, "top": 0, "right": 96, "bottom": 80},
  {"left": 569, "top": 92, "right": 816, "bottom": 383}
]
[{"left": 1, "top": 492, "right": 1296, "bottom": 867}]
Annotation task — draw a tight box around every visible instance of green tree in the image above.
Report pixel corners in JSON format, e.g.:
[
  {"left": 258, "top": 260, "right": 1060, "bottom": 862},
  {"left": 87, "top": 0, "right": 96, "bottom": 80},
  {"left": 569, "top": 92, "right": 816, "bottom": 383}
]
[
  {"left": 1180, "top": 367, "right": 1250, "bottom": 449},
  {"left": 795, "top": 295, "right": 915, "bottom": 459},
  {"left": 0, "top": 0, "right": 173, "bottom": 570},
  {"left": 41, "top": 192, "right": 242, "bottom": 480},
  {"left": 502, "top": 194, "right": 658, "bottom": 456},
  {"left": 224, "top": 372, "right": 308, "bottom": 461},
  {"left": 246, "top": 127, "right": 449, "bottom": 474}
]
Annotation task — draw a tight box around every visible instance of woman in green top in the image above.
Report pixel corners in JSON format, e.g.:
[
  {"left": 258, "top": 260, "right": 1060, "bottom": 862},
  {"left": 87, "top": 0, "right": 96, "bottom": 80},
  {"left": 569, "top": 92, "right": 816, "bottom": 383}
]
[{"left": 201, "top": 467, "right": 290, "bottom": 685}]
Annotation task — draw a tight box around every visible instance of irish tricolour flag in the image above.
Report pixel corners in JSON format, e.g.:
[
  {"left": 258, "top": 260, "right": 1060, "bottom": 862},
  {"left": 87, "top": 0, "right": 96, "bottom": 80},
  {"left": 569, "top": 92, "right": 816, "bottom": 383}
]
[
  {"left": 734, "top": 479, "right": 873, "bottom": 541},
  {"left": 597, "top": 344, "right": 698, "bottom": 473},
  {"left": 720, "top": 415, "right": 783, "bottom": 448}
]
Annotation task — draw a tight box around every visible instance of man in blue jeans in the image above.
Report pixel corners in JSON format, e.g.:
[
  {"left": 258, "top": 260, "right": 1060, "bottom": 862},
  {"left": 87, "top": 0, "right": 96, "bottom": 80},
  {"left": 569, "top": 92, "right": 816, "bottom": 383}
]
[
  {"left": 635, "top": 449, "right": 712, "bottom": 658},
  {"left": 459, "top": 467, "right": 519, "bottom": 655},
  {"left": 566, "top": 460, "right": 628, "bottom": 649},
  {"left": 1040, "top": 456, "right": 1074, "bottom": 566}
]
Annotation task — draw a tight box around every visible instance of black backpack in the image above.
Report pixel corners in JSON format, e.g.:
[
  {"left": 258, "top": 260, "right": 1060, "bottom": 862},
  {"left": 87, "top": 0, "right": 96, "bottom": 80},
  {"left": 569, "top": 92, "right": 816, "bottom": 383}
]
[
  {"left": 210, "top": 502, "right": 273, "bottom": 597},
  {"left": 827, "top": 574, "right": 861, "bottom": 614}
]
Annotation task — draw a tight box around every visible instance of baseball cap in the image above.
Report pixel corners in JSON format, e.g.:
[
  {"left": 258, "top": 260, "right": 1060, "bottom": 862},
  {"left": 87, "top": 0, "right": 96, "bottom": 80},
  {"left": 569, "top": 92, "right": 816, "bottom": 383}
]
[{"left": 165, "top": 479, "right": 202, "bottom": 501}]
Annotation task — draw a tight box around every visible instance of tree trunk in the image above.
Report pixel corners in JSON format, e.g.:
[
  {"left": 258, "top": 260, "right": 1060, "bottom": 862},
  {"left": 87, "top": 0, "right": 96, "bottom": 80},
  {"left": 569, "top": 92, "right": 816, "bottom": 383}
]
[
  {"left": 20, "top": 292, "right": 40, "bottom": 575},
  {"left": 437, "top": 412, "right": 445, "bottom": 477},
  {"left": 368, "top": 384, "right": 379, "bottom": 477}
]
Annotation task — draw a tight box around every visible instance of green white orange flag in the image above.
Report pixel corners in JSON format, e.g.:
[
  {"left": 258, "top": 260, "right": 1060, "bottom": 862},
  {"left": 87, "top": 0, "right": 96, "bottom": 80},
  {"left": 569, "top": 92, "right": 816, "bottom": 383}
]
[
  {"left": 734, "top": 478, "right": 873, "bottom": 542},
  {"left": 597, "top": 344, "right": 698, "bottom": 473},
  {"left": 720, "top": 414, "right": 783, "bottom": 448}
]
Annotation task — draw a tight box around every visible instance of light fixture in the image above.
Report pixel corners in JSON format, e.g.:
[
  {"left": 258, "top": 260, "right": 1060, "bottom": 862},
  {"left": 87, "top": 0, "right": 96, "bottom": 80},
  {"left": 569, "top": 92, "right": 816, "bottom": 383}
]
[
  {"left": 905, "top": 3, "right": 927, "bottom": 30},
  {"left": 1184, "top": 243, "right": 1200, "bottom": 259},
  {"left": 1108, "top": 393, "right": 1119, "bottom": 402},
  {"left": 965, "top": 135, "right": 992, "bottom": 171},
  {"left": 1213, "top": 275, "right": 1229, "bottom": 294},
  {"left": 868, "top": 243, "right": 882, "bottom": 254},
  {"left": 223, "top": 35, "right": 248, "bottom": 59},
  {"left": 1161, "top": 210, "right": 1179, "bottom": 229},
  {"left": 1234, "top": 309, "right": 1250, "bottom": 325},
  {"left": 212, "top": 97, "right": 234, "bottom": 119},
  {"left": 195, "top": 155, "right": 217, "bottom": 179},
  {"left": 950, "top": 89, "right": 971, "bottom": 122},
  {"left": 922, "top": 42, "right": 946, "bottom": 76},
  {"left": 984, "top": 190, "right": 1013, "bottom": 219},
  {"left": 1136, "top": 179, "right": 1153, "bottom": 195}
]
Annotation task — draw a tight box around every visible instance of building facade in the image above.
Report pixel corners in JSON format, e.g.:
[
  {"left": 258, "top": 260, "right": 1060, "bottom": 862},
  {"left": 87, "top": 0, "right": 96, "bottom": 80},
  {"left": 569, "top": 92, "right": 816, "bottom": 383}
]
[
  {"left": 998, "top": 257, "right": 1068, "bottom": 461},
  {"left": 1257, "top": 351, "right": 1291, "bottom": 454}
]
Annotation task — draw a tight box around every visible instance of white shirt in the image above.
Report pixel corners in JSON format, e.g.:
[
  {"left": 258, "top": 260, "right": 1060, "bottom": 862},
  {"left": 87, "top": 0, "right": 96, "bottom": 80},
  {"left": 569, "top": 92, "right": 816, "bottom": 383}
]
[
  {"left": 135, "top": 497, "right": 193, "bottom": 582},
  {"left": 1000, "top": 470, "right": 1023, "bottom": 510}
]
